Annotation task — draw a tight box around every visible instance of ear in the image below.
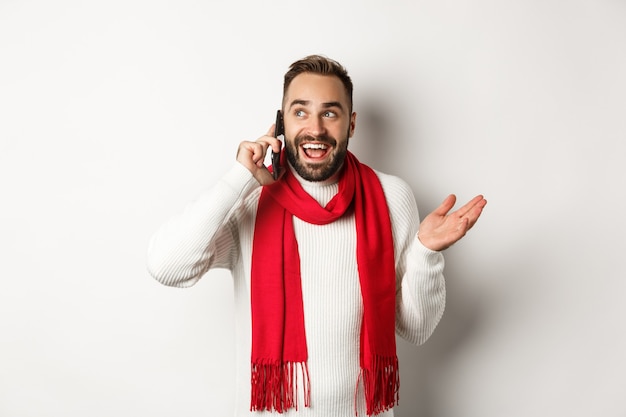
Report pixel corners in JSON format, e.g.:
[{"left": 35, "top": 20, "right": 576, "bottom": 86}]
[{"left": 348, "top": 111, "right": 357, "bottom": 138}]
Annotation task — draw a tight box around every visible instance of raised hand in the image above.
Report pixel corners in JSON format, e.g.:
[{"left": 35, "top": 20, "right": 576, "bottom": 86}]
[
  {"left": 418, "top": 194, "right": 487, "bottom": 252},
  {"left": 236, "top": 125, "right": 283, "bottom": 185}
]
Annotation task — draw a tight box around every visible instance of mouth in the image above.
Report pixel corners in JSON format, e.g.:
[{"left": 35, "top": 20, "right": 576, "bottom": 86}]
[{"left": 301, "top": 142, "right": 331, "bottom": 161}]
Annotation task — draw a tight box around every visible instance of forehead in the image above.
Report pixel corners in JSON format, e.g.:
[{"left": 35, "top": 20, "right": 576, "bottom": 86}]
[{"left": 284, "top": 73, "right": 349, "bottom": 107}]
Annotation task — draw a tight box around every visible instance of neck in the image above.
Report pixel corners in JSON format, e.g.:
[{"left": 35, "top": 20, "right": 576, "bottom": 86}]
[{"left": 286, "top": 162, "right": 343, "bottom": 207}]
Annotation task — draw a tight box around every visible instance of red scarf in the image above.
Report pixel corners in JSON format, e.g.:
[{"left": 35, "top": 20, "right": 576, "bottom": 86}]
[{"left": 250, "top": 152, "right": 399, "bottom": 415}]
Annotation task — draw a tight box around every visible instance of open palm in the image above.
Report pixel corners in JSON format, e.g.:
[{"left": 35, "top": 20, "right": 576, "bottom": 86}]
[{"left": 418, "top": 194, "right": 487, "bottom": 252}]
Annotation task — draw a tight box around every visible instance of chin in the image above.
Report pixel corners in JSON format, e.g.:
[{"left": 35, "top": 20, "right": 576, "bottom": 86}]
[
  {"left": 295, "top": 158, "right": 345, "bottom": 182},
  {"left": 286, "top": 140, "right": 348, "bottom": 182}
]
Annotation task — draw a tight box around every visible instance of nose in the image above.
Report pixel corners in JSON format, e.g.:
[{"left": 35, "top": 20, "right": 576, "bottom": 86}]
[{"left": 307, "top": 115, "right": 326, "bottom": 137}]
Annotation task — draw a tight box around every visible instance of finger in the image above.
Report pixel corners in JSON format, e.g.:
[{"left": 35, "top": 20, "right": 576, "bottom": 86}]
[
  {"left": 432, "top": 194, "right": 457, "bottom": 216},
  {"left": 236, "top": 141, "right": 265, "bottom": 174},
  {"left": 270, "top": 136, "right": 282, "bottom": 154},
  {"left": 456, "top": 216, "right": 470, "bottom": 234},
  {"left": 456, "top": 195, "right": 486, "bottom": 218},
  {"left": 258, "top": 127, "right": 282, "bottom": 154},
  {"left": 465, "top": 200, "right": 487, "bottom": 228},
  {"left": 251, "top": 142, "right": 268, "bottom": 166},
  {"left": 457, "top": 200, "right": 487, "bottom": 234},
  {"left": 264, "top": 136, "right": 282, "bottom": 154}
]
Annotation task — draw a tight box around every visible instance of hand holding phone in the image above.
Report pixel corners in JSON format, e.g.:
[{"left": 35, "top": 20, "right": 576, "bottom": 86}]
[{"left": 271, "top": 110, "right": 284, "bottom": 180}]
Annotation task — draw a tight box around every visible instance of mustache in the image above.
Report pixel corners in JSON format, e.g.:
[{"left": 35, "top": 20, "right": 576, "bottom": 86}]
[{"left": 294, "top": 134, "right": 337, "bottom": 147}]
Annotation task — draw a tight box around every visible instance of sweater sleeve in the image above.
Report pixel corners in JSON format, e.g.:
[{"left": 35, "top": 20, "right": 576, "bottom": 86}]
[
  {"left": 146, "top": 163, "right": 260, "bottom": 288},
  {"left": 395, "top": 238, "right": 446, "bottom": 345},
  {"left": 377, "top": 172, "right": 446, "bottom": 345}
]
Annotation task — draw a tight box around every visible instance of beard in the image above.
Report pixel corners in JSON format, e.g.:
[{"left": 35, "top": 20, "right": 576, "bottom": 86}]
[{"left": 285, "top": 133, "right": 349, "bottom": 182}]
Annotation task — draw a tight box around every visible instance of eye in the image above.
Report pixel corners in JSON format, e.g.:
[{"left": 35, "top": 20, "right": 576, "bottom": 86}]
[
  {"left": 323, "top": 111, "right": 337, "bottom": 118},
  {"left": 295, "top": 110, "right": 306, "bottom": 117}
]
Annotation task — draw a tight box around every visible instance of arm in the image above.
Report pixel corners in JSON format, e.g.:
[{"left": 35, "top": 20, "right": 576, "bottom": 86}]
[
  {"left": 394, "top": 238, "right": 446, "bottom": 345},
  {"left": 147, "top": 125, "right": 284, "bottom": 287},
  {"left": 147, "top": 125, "right": 283, "bottom": 287},
  {"left": 376, "top": 172, "right": 446, "bottom": 345},
  {"left": 394, "top": 189, "right": 486, "bottom": 344},
  {"left": 146, "top": 163, "right": 259, "bottom": 287}
]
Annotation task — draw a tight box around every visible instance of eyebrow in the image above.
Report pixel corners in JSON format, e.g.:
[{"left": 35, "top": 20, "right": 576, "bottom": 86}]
[{"left": 288, "top": 99, "right": 344, "bottom": 111}]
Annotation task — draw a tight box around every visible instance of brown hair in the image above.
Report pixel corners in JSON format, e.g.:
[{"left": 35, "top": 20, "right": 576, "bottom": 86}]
[{"left": 283, "top": 55, "right": 354, "bottom": 111}]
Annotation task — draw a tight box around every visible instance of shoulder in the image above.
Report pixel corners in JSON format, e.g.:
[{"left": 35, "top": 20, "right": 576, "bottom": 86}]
[
  {"left": 373, "top": 169, "right": 419, "bottom": 221},
  {"left": 372, "top": 169, "right": 421, "bottom": 248},
  {"left": 374, "top": 170, "right": 417, "bottom": 207}
]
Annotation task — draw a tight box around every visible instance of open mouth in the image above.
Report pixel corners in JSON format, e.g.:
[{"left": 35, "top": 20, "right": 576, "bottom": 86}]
[{"left": 301, "top": 142, "right": 330, "bottom": 160}]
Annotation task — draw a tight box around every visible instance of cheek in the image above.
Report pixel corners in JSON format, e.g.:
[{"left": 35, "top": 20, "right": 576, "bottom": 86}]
[{"left": 283, "top": 125, "right": 299, "bottom": 142}]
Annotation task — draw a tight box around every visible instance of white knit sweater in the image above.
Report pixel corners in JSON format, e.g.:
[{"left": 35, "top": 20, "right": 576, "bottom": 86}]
[{"left": 147, "top": 162, "right": 446, "bottom": 417}]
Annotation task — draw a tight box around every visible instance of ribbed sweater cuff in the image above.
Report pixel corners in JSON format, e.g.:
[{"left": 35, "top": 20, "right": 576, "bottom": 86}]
[
  {"left": 414, "top": 234, "right": 442, "bottom": 254},
  {"left": 412, "top": 235, "right": 445, "bottom": 269}
]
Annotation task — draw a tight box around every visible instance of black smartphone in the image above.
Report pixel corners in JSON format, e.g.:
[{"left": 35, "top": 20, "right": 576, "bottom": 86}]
[{"left": 271, "top": 110, "right": 284, "bottom": 180}]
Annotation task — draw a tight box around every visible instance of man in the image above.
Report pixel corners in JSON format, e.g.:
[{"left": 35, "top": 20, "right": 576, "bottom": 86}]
[{"left": 147, "top": 55, "right": 486, "bottom": 417}]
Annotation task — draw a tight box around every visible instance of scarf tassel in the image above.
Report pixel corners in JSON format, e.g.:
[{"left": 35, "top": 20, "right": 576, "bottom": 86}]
[
  {"left": 358, "top": 355, "right": 400, "bottom": 416},
  {"left": 250, "top": 361, "right": 310, "bottom": 413}
]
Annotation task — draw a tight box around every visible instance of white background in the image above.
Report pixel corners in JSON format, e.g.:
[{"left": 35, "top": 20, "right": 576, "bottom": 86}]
[{"left": 1, "top": 1, "right": 625, "bottom": 416}]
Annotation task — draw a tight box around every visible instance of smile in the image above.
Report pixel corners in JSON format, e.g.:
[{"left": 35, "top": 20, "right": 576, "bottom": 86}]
[{"left": 301, "top": 143, "right": 330, "bottom": 160}]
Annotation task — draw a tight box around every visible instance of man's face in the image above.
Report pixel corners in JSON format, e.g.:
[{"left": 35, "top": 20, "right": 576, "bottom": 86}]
[{"left": 282, "top": 73, "right": 356, "bottom": 182}]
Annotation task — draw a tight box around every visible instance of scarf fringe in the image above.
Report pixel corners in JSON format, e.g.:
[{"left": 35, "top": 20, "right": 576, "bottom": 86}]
[
  {"left": 250, "top": 361, "right": 310, "bottom": 413},
  {"left": 357, "top": 355, "right": 400, "bottom": 416}
]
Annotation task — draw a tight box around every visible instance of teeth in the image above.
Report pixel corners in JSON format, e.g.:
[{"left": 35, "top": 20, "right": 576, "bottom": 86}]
[{"left": 302, "top": 143, "right": 328, "bottom": 150}]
